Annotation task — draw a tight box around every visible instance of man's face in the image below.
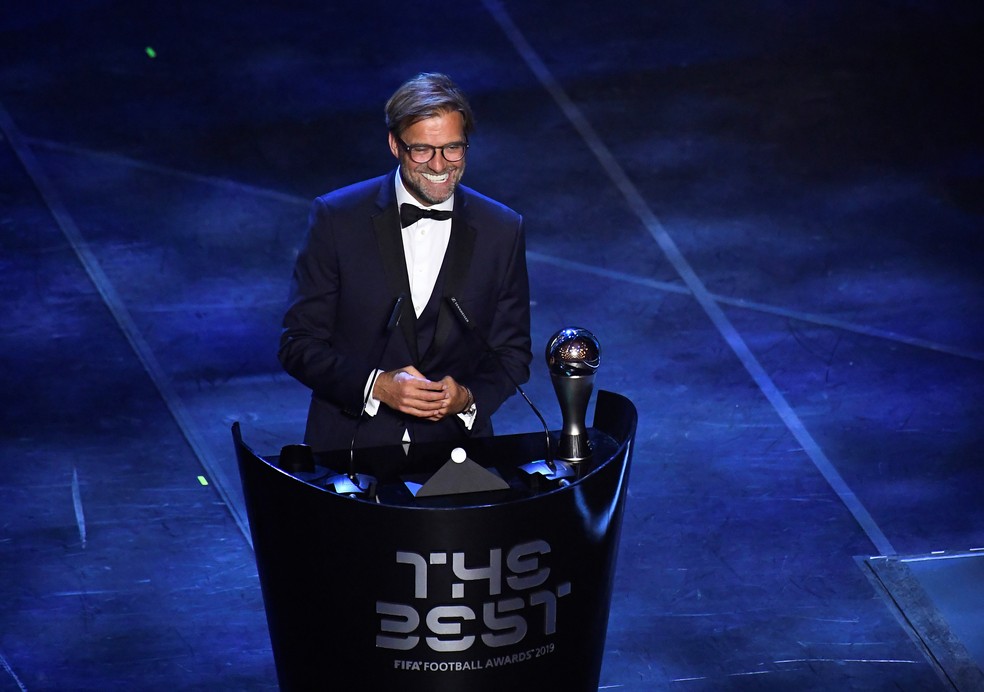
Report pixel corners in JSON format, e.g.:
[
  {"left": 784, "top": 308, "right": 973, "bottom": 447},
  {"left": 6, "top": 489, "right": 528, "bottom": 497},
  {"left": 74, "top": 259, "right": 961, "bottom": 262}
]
[{"left": 389, "top": 110, "right": 467, "bottom": 206}]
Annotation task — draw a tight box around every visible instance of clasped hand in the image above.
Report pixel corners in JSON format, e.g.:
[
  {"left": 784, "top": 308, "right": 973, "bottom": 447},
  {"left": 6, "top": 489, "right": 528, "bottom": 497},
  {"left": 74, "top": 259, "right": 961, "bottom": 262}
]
[{"left": 372, "top": 366, "right": 470, "bottom": 421}]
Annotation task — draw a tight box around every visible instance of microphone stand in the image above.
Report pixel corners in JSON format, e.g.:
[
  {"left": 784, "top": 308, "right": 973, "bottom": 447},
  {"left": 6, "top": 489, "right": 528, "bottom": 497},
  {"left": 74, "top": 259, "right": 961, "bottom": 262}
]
[
  {"left": 325, "top": 294, "right": 405, "bottom": 499},
  {"left": 446, "top": 297, "right": 575, "bottom": 488}
]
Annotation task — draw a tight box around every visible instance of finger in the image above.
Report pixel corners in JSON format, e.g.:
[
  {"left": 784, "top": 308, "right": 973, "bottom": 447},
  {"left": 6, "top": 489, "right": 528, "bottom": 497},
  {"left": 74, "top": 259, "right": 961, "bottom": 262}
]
[
  {"left": 393, "top": 370, "right": 430, "bottom": 386},
  {"left": 395, "top": 390, "right": 447, "bottom": 412},
  {"left": 407, "top": 406, "right": 449, "bottom": 420},
  {"left": 402, "top": 379, "right": 447, "bottom": 396}
]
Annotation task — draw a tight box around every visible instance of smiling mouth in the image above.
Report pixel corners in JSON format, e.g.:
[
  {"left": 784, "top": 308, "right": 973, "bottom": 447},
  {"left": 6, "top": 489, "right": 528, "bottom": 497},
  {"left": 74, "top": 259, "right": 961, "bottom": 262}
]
[{"left": 421, "top": 171, "right": 450, "bottom": 183}]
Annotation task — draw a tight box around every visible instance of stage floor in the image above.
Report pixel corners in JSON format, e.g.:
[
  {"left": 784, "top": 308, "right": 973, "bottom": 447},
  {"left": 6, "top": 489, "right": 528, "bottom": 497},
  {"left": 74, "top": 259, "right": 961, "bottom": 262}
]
[{"left": 1, "top": 2, "right": 982, "bottom": 690}]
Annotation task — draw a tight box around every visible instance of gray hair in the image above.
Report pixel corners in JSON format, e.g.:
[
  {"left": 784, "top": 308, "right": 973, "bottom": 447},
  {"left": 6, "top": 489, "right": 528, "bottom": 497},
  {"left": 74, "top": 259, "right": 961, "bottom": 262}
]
[{"left": 384, "top": 73, "right": 475, "bottom": 138}]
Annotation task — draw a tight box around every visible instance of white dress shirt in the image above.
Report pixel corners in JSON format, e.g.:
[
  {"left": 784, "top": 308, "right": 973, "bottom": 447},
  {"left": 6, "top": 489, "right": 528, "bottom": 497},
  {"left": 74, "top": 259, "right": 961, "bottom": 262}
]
[{"left": 395, "top": 173, "right": 454, "bottom": 318}]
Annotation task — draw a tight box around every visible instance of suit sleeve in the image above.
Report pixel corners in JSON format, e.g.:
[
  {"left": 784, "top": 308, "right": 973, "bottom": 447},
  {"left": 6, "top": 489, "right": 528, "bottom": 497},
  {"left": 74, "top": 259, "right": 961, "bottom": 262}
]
[{"left": 278, "top": 198, "right": 366, "bottom": 415}]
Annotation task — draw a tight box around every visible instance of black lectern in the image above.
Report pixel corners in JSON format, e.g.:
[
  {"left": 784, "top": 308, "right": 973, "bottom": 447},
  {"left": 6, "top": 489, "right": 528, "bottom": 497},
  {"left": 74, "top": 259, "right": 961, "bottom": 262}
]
[{"left": 234, "top": 390, "right": 636, "bottom": 691}]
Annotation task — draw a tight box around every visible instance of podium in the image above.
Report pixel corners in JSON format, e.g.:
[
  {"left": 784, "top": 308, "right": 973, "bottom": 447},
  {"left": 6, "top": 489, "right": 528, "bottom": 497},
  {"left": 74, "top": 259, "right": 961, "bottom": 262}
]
[{"left": 233, "top": 390, "right": 636, "bottom": 691}]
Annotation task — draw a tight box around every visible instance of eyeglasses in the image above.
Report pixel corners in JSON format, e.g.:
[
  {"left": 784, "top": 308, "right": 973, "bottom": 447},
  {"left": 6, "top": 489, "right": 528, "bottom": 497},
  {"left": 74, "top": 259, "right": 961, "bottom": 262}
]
[{"left": 395, "top": 136, "right": 469, "bottom": 163}]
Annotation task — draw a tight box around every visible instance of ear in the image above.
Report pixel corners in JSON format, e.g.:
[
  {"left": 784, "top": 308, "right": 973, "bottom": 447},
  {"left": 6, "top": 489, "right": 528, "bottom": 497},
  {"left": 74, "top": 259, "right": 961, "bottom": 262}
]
[{"left": 388, "top": 132, "right": 400, "bottom": 160}]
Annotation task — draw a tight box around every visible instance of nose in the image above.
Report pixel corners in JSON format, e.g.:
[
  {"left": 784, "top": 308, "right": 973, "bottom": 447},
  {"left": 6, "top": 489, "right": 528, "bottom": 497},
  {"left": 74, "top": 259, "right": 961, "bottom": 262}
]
[{"left": 428, "top": 149, "right": 448, "bottom": 172}]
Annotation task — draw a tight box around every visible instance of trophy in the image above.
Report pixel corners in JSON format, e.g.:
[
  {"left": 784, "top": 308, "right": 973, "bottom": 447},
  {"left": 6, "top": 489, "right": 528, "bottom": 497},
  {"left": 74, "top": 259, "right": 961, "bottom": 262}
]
[{"left": 546, "top": 327, "right": 601, "bottom": 463}]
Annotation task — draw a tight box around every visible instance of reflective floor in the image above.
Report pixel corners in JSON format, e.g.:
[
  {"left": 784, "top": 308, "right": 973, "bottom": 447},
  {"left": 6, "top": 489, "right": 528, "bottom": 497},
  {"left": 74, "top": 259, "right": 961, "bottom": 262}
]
[{"left": 1, "top": 2, "right": 982, "bottom": 690}]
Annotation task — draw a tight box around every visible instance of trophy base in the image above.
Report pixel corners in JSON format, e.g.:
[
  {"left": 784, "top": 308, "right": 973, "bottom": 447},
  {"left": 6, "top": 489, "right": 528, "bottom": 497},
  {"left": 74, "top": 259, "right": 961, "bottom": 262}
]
[{"left": 557, "top": 433, "right": 592, "bottom": 463}]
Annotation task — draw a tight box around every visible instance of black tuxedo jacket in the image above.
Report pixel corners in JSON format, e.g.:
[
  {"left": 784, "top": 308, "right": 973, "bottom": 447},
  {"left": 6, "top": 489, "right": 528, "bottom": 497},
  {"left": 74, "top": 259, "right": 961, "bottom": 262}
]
[{"left": 279, "top": 170, "right": 532, "bottom": 452}]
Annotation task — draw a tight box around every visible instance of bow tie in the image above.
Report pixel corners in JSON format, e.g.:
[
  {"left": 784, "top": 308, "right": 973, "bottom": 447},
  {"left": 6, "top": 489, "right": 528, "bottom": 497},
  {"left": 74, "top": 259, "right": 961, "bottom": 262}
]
[{"left": 400, "top": 203, "right": 453, "bottom": 228}]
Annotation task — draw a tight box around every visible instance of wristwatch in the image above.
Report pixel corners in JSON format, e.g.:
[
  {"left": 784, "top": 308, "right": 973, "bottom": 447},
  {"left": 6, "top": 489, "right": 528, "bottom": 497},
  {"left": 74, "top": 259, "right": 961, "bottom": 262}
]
[{"left": 460, "top": 387, "right": 476, "bottom": 416}]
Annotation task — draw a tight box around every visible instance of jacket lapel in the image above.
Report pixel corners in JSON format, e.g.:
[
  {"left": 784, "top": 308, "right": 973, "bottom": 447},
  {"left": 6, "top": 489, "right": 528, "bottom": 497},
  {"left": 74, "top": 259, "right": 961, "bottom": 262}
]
[
  {"left": 426, "top": 193, "right": 476, "bottom": 364},
  {"left": 372, "top": 172, "right": 419, "bottom": 364}
]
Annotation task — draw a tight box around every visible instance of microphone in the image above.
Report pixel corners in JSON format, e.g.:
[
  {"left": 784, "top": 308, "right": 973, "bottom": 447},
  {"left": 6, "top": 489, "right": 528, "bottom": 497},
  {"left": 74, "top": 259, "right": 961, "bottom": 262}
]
[
  {"left": 445, "top": 296, "right": 560, "bottom": 480},
  {"left": 327, "top": 294, "right": 406, "bottom": 497}
]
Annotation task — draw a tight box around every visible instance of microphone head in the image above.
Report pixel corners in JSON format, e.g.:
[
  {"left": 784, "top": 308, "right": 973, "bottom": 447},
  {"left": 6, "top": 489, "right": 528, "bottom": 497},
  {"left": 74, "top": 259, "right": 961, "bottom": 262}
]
[{"left": 545, "top": 327, "right": 601, "bottom": 377}]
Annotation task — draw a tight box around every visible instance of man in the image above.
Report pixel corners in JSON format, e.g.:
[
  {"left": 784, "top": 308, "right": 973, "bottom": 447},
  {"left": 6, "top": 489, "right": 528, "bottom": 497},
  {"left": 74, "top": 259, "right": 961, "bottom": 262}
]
[{"left": 279, "top": 73, "right": 532, "bottom": 452}]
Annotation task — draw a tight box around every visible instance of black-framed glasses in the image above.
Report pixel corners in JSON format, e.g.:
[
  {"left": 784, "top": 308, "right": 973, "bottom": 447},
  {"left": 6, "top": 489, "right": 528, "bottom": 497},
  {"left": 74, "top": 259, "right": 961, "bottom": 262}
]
[{"left": 395, "top": 136, "right": 469, "bottom": 163}]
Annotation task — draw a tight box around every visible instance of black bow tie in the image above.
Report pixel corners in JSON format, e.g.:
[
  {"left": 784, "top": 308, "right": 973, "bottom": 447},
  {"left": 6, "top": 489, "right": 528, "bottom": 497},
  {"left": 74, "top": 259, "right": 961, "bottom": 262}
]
[{"left": 400, "top": 203, "right": 453, "bottom": 228}]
